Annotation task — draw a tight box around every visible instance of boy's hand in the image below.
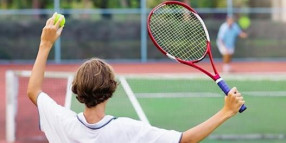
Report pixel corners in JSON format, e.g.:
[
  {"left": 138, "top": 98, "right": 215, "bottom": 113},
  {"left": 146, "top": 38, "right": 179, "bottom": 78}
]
[
  {"left": 40, "top": 13, "right": 64, "bottom": 48},
  {"left": 223, "top": 87, "right": 245, "bottom": 117},
  {"left": 240, "top": 32, "right": 248, "bottom": 38}
]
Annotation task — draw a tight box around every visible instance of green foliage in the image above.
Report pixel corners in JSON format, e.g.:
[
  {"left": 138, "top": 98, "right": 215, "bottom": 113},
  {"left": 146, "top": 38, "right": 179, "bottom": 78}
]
[
  {"left": 146, "top": 0, "right": 230, "bottom": 9},
  {"left": 0, "top": 0, "right": 252, "bottom": 9},
  {"left": 234, "top": 0, "right": 249, "bottom": 7},
  {"left": 147, "top": 0, "right": 165, "bottom": 8},
  {"left": 216, "top": 0, "right": 227, "bottom": 8},
  {"left": 0, "top": 0, "right": 53, "bottom": 9},
  {"left": 191, "top": 0, "right": 217, "bottom": 8},
  {"left": 0, "top": 0, "right": 142, "bottom": 9}
]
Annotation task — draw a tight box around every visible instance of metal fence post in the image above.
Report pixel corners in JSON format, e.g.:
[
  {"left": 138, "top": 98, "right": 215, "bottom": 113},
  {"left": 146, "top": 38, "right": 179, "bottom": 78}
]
[
  {"left": 140, "top": 0, "right": 147, "bottom": 62},
  {"left": 54, "top": 0, "right": 61, "bottom": 63},
  {"left": 227, "top": 0, "right": 233, "bottom": 17}
]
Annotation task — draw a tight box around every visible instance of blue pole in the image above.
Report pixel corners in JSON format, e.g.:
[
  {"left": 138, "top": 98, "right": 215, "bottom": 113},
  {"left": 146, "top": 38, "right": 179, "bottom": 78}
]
[
  {"left": 227, "top": 0, "right": 233, "bottom": 17},
  {"left": 140, "top": 0, "right": 147, "bottom": 62},
  {"left": 54, "top": 38, "right": 61, "bottom": 63},
  {"left": 54, "top": 0, "right": 61, "bottom": 63}
]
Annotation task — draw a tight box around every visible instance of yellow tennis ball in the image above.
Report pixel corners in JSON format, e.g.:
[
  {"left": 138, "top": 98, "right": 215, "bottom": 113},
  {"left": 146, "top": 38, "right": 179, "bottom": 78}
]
[
  {"left": 239, "top": 16, "right": 251, "bottom": 29},
  {"left": 54, "top": 14, "right": 65, "bottom": 27}
]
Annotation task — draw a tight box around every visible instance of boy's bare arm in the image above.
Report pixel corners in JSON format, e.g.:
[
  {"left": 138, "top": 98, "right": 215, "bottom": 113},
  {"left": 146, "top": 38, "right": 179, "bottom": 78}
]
[
  {"left": 27, "top": 13, "right": 64, "bottom": 106},
  {"left": 180, "top": 87, "right": 245, "bottom": 143},
  {"left": 239, "top": 32, "right": 248, "bottom": 38}
]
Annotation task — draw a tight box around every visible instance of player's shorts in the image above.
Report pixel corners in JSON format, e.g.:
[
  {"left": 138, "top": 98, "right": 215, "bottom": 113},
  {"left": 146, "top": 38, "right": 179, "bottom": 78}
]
[{"left": 216, "top": 40, "right": 234, "bottom": 55}]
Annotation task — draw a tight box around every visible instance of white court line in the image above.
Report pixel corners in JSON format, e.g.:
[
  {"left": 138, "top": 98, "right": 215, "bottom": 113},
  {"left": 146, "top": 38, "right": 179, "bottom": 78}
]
[
  {"left": 136, "top": 91, "right": 286, "bottom": 98},
  {"left": 209, "top": 134, "right": 286, "bottom": 140},
  {"left": 119, "top": 76, "right": 150, "bottom": 125},
  {"left": 119, "top": 73, "right": 286, "bottom": 81}
]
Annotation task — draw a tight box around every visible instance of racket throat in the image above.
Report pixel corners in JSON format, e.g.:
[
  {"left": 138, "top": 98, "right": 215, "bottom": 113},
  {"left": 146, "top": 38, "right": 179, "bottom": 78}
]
[{"left": 166, "top": 53, "right": 178, "bottom": 62}]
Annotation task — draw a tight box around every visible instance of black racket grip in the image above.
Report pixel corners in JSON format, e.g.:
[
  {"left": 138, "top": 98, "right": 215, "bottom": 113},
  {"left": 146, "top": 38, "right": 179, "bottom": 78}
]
[{"left": 217, "top": 79, "right": 247, "bottom": 113}]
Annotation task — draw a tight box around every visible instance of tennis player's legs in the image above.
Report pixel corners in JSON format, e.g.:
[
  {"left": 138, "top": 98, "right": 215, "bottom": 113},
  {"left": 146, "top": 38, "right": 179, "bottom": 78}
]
[{"left": 217, "top": 40, "right": 234, "bottom": 73}]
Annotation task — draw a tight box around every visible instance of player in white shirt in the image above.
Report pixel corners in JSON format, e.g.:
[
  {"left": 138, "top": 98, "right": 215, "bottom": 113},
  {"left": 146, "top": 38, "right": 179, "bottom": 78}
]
[{"left": 27, "top": 13, "right": 245, "bottom": 143}]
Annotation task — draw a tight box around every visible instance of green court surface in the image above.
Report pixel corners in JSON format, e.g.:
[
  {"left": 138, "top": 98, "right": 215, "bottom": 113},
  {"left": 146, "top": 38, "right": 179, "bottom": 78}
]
[{"left": 71, "top": 76, "right": 286, "bottom": 143}]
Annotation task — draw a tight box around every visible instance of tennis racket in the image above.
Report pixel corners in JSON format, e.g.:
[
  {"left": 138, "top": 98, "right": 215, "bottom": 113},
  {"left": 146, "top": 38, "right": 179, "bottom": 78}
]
[{"left": 147, "top": 1, "right": 247, "bottom": 113}]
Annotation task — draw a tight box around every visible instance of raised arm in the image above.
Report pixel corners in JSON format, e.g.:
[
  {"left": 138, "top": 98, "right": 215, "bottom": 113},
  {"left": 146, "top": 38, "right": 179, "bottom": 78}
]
[
  {"left": 180, "top": 87, "right": 245, "bottom": 143},
  {"left": 27, "top": 13, "right": 64, "bottom": 106},
  {"left": 239, "top": 31, "right": 248, "bottom": 38}
]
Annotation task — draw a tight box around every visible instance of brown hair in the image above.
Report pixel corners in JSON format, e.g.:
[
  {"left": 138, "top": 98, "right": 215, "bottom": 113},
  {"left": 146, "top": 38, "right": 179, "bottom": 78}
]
[{"left": 72, "top": 58, "right": 117, "bottom": 108}]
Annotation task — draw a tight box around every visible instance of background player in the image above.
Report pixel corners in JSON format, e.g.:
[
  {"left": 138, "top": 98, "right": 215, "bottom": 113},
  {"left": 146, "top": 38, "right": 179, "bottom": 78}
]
[{"left": 217, "top": 16, "right": 248, "bottom": 73}]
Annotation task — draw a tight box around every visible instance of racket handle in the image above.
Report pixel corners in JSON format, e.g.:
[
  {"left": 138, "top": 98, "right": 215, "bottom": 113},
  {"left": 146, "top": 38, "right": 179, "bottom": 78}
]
[
  {"left": 217, "top": 79, "right": 247, "bottom": 113},
  {"left": 239, "top": 104, "right": 247, "bottom": 113}
]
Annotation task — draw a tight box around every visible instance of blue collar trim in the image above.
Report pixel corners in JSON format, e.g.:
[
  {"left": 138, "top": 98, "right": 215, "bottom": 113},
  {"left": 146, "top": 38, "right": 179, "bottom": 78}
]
[{"left": 77, "top": 113, "right": 116, "bottom": 130}]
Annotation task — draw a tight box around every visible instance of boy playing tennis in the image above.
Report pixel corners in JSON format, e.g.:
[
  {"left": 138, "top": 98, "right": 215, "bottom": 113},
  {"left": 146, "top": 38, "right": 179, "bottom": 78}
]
[
  {"left": 27, "top": 14, "right": 245, "bottom": 143},
  {"left": 217, "top": 16, "right": 248, "bottom": 73}
]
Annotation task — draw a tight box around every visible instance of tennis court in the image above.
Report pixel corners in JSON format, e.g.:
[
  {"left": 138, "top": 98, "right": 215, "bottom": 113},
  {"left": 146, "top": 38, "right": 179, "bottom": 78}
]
[
  {"left": 1, "top": 62, "right": 286, "bottom": 142},
  {"left": 70, "top": 73, "right": 286, "bottom": 143}
]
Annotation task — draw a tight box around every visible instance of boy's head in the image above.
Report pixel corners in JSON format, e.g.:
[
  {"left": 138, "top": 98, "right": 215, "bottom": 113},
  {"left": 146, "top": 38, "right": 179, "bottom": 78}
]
[
  {"left": 226, "top": 16, "right": 234, "bottom": 26},
  {"left": 72, "top": 58, "right": 117, "bottom": 108}
]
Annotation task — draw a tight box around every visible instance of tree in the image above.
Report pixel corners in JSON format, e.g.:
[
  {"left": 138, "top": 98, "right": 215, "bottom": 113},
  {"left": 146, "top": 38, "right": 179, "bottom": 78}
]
[{"left": 92, "top": 0, "right": 112, "bottom": 20}]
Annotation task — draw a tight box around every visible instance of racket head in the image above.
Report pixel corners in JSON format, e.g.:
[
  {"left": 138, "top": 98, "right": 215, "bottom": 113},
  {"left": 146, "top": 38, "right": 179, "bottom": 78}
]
[{"left": 147, "top": 1, "right": 210, "bottom": 63}]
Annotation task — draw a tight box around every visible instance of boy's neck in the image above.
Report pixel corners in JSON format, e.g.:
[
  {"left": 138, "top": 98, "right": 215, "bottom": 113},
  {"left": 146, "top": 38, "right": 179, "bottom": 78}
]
[{"left": 83, "top": 101, "right": 107, "bottom": 124}]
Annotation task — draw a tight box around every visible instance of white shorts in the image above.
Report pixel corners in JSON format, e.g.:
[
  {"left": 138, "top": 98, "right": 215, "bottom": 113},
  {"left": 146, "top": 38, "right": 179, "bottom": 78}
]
[{"left": 216, "top": 40, "right": 234, "bottom": 55}]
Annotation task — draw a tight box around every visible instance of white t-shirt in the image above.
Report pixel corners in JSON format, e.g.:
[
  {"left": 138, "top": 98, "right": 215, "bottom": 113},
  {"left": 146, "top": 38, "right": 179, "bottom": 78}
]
[{"left": 37, "top": 92, "right": 182, "bottom": 143}]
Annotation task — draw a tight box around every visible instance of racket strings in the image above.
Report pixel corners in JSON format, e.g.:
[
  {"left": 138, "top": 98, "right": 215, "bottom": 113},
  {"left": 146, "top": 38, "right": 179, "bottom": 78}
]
[{"left": 150, "top": 4, "right": 208, "bottom": 61}]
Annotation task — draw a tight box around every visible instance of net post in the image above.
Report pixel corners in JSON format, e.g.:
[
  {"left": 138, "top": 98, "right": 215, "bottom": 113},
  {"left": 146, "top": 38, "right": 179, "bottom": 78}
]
[
  {"left": 6, "top": 70, "right": 18, "bottom": 142},
  {"left": 64, "top": 76, "right": 74, "bottom": 109}
]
